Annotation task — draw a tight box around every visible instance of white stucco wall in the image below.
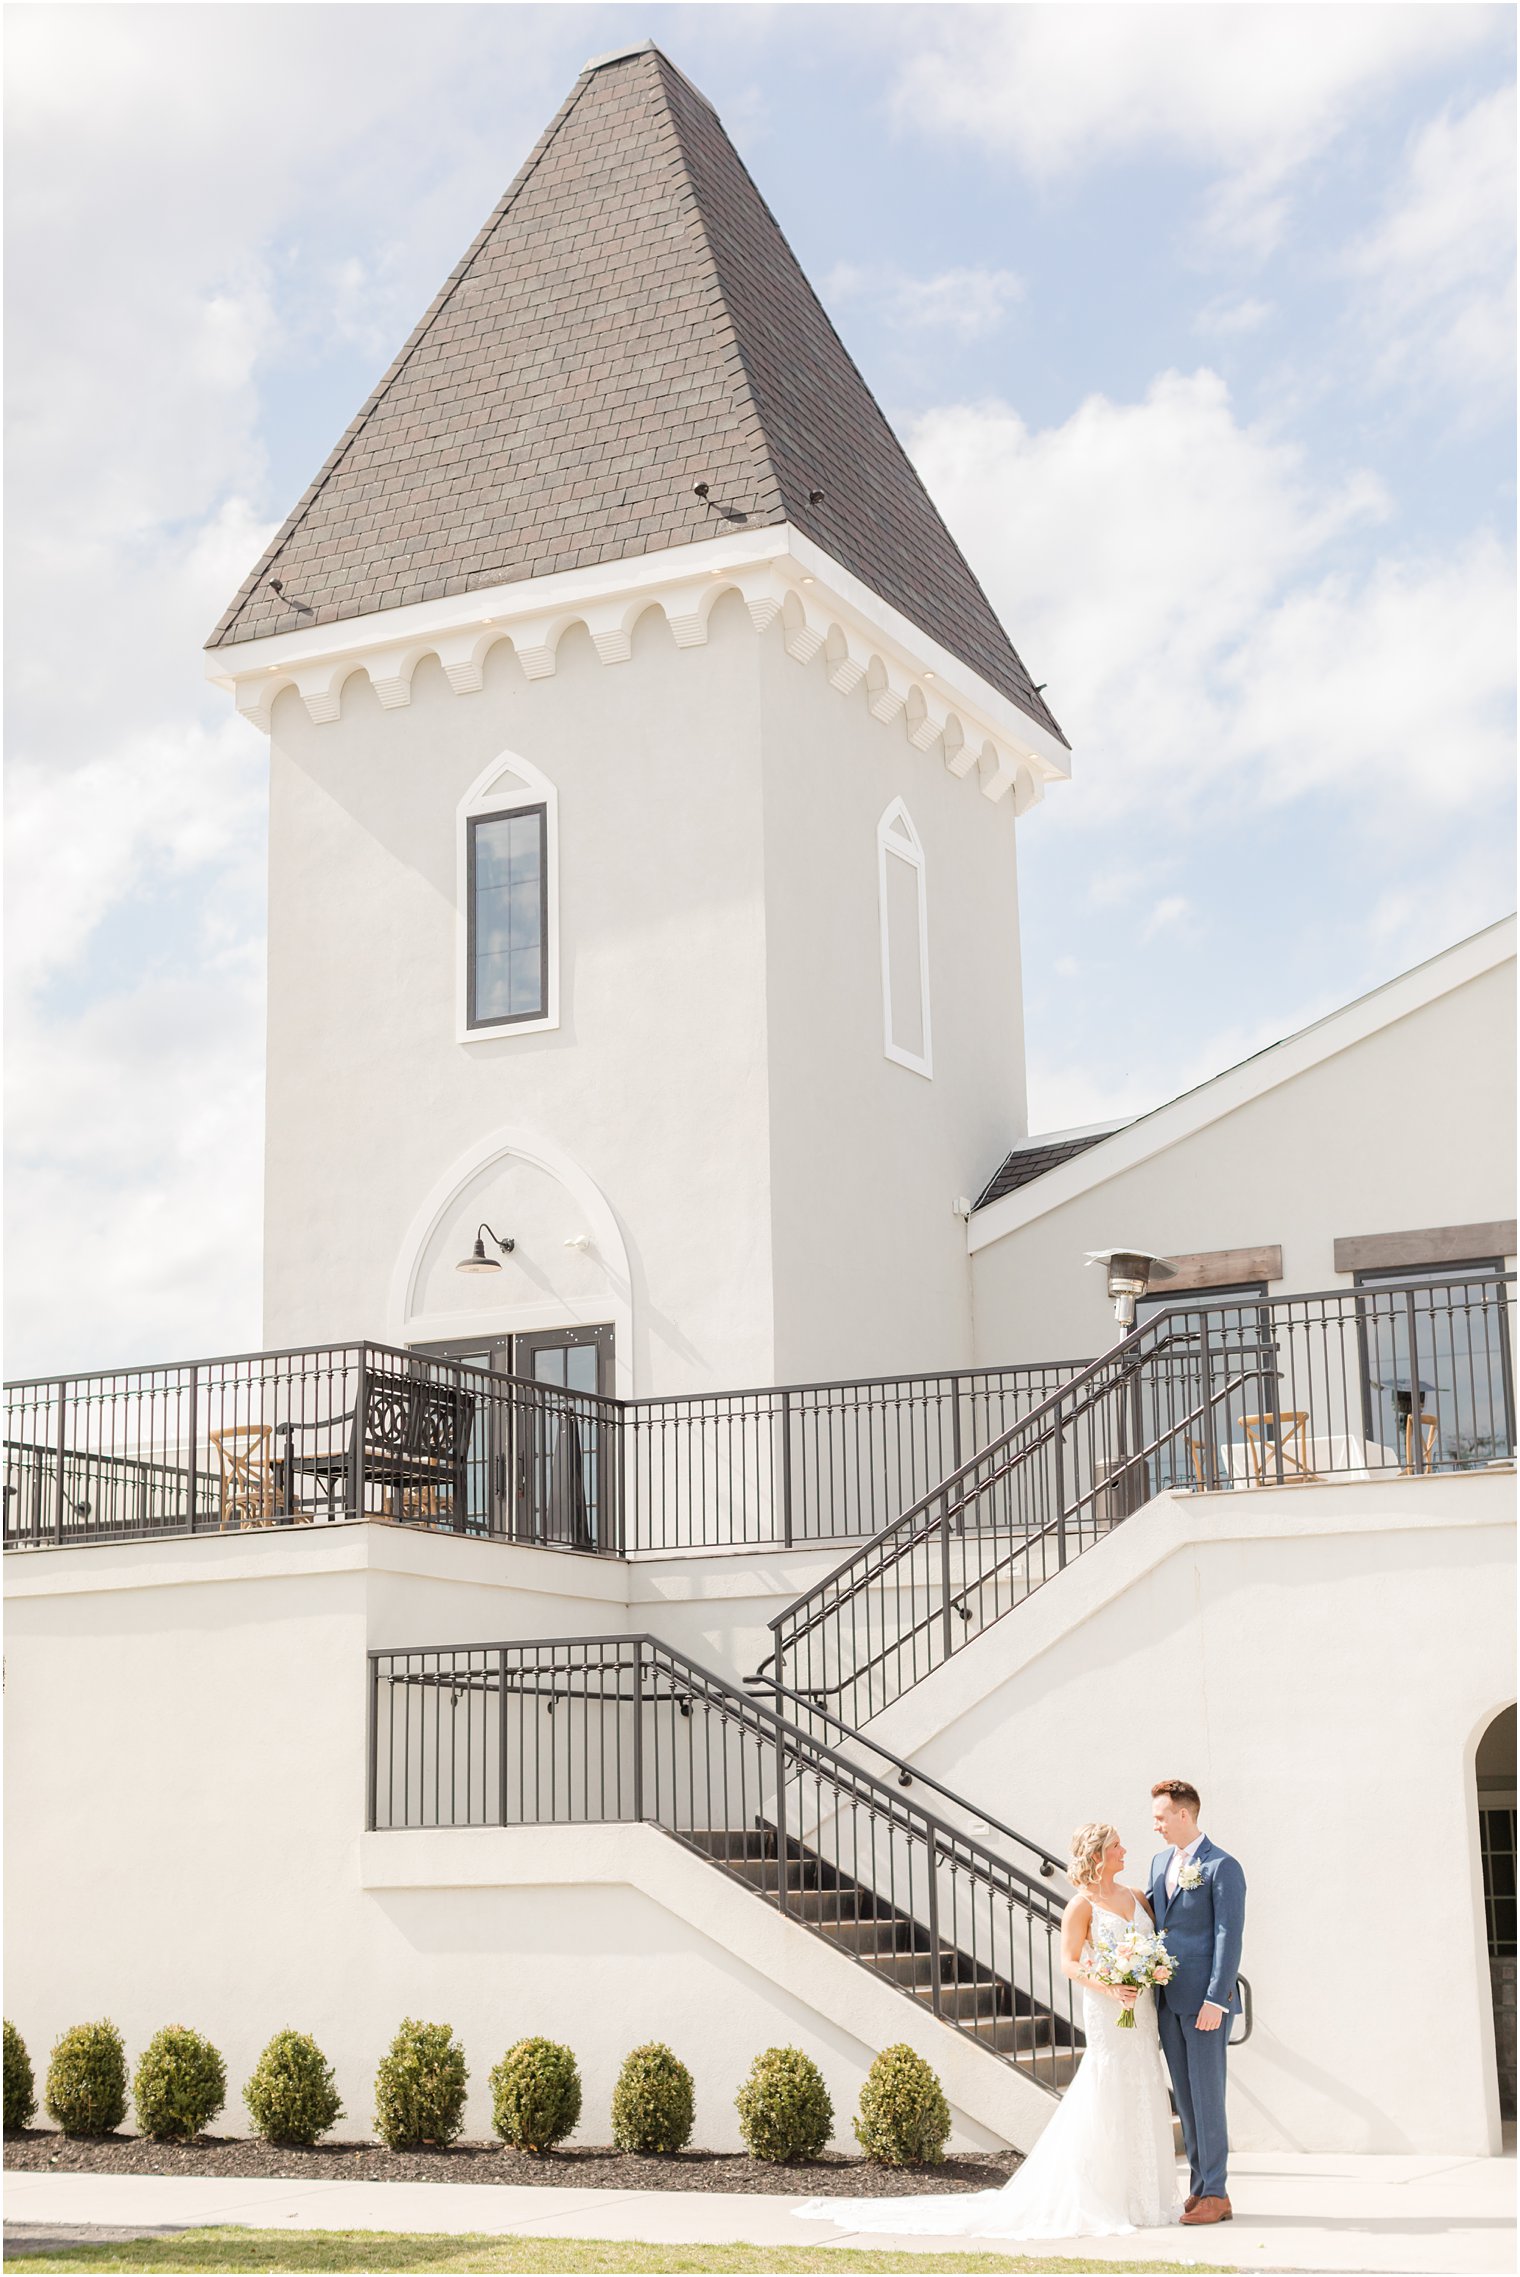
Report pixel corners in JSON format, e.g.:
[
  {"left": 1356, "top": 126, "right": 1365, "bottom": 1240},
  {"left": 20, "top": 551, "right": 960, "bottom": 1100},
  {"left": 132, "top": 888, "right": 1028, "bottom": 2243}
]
[
  {"left": 860, "top": 1468, "right": 1517, "bottom": 2157},
  {"left": 261, "top": 587, "right": 1031, "bottom": 1397},
  {"left": 8, "top": 1479, "right": 1511, "bottom": 2157},
  {"left": 2, "top": 1526, "right": 1029, "bottom": 2153},
  {"left": 969, "top": 940, "right": 1516, "bottom": 1364},
  {"left": 755, "top": 635, "right": 1025, "bottom": 1383},
  {"left": 263, "top": 599, "right": 776, "bottom": 1392}
]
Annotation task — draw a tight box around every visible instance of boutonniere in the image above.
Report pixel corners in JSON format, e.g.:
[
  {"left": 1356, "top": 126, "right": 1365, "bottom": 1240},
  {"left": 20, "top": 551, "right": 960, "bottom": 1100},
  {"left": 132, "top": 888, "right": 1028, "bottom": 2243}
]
[{"left": 1178, "top": 1860, "right": 1204, "bottom": 1890}]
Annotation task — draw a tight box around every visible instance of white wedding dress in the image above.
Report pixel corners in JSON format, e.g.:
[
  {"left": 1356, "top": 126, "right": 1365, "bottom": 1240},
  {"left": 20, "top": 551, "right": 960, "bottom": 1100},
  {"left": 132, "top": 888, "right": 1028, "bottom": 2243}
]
[{"left": 795, "top": 1899, "right": 1181, "bottom": 2242}]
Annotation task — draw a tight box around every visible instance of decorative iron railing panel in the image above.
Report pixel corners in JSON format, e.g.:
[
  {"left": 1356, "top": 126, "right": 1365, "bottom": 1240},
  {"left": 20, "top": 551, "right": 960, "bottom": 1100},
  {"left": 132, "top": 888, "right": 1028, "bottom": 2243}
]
[
  {"left": 3, "top": 1346, "right": 1082, "bottom": 1557},
  {"left": 766, "top": 1276, "right": 1516, "bottom": 1728},
  {"left": 368, "top": 1632, "right": 1082, "bottom": 2094}
]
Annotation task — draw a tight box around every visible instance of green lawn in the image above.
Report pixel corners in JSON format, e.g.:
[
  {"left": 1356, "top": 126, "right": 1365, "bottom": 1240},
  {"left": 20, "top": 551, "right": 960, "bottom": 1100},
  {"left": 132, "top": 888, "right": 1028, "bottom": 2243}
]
[{"left": 9, "top": 2228, "right": 1233, "bottom": 2276}]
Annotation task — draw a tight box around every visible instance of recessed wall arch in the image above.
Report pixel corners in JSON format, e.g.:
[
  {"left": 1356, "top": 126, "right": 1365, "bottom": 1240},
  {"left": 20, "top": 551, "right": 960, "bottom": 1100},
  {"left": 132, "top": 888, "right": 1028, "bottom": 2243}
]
[{"left": 387, "top": 1123, "right": 635, "bottom": 1395}]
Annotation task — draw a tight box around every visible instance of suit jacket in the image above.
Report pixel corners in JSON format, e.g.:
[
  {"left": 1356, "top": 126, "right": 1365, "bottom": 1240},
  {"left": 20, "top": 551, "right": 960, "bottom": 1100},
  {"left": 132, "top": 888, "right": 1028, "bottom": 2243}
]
[{"left": 1148, "top": 1835, "right": 1245, "bottom": 2017}]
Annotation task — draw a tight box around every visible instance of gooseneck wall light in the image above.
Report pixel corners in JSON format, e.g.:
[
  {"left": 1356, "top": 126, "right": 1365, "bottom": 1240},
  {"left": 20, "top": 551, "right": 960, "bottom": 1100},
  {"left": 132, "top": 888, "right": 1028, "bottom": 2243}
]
[{"left": 456, "top": 1223, "right": 516, "bottom": 1275}]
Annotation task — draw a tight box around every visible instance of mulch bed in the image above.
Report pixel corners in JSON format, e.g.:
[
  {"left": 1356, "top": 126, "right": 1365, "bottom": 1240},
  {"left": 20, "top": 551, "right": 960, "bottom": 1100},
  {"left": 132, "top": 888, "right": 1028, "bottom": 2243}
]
[{"left": 4, "top": 2130, "right": 1021, "bottom": 2198}]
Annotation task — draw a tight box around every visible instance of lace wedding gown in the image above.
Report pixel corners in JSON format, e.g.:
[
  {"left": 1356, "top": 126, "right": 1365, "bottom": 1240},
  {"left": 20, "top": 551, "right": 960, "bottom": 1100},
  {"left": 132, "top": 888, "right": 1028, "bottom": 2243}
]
[{"left": 795, "top": 1900, "right": 1180, "bottom": 2242}]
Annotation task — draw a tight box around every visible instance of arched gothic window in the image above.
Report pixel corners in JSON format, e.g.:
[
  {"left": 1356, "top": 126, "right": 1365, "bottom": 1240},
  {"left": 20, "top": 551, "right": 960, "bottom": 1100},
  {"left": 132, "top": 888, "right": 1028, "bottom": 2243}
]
[
  {"left": 457, "top": 750, "right": 559, "bottom": 1041},
  {"left": 877, "top": 800, "right": 932, "bottom": 1078}
]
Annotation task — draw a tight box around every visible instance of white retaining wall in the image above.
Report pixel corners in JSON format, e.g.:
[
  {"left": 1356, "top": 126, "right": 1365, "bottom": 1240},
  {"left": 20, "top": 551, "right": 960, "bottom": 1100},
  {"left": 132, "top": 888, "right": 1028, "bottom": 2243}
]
[
  {"left": 7, "top": 1477, "right": 1512, "bottom": 2156},
  {"left": 863, "top": 1469, "right": 1516, "bottom": 2158}
]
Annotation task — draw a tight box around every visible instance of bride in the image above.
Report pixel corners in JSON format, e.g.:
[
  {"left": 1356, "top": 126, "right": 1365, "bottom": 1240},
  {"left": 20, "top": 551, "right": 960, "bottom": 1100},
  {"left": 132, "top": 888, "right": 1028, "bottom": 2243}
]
[{"left": 795, "top": 1822, "right": 1180, "bottom": 2241}]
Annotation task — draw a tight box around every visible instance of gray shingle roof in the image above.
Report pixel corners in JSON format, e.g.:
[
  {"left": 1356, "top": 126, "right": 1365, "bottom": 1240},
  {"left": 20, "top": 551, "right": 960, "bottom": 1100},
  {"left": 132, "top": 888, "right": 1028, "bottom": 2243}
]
[
  {"left": 205, "top": 43, "right": 1064, "bottom": 744},
  {"left": 973, "top": 1127, "right": 1130, "bottom": 1211}
]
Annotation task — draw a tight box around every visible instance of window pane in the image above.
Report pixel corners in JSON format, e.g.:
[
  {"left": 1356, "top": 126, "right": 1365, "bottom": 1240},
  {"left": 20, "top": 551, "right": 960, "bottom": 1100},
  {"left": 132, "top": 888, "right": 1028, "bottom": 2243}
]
[
  {"left": 471, "top": 807, "right": 546, "bottom": 1025},
  {"left": 884, "top": 848, "right": 925, "bottom": 1059},
  {"left": 1356, "top": 1266, "right": 1513, "bottom": 1469},
  {"left": 1135, "top": 1289, "right": 1269, "bottom": 1492}
]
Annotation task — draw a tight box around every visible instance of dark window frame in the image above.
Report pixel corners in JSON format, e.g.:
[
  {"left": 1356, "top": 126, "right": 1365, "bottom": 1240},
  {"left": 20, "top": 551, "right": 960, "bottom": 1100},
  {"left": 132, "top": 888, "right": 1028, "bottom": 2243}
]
[
  {"left": 1352, "top": 1258, "right": 1515, "bottom": 1466},
  {"left": 466, "top": 802, "right": 549, "bottom": 1031}
]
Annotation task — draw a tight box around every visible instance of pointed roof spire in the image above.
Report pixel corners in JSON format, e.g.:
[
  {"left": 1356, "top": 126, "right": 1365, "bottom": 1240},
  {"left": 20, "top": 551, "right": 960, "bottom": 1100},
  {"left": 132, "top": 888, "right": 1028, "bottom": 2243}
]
[{"left": 208, "top": 43, "right": 1062, "bottom": 743}]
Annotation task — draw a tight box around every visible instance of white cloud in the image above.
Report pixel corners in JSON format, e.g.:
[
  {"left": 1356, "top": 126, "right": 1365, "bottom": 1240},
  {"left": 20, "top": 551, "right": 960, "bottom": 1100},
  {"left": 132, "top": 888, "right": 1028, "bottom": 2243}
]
[
  {"left": 1142, "top": 896, "right": 1191, "bottom": 940},
  {"left": 827, "top": 261, "right": 1024, "bottom": 341},
  {"left": 1, "top": 3, "right": 576, "bottom": 1372},
  {"left": 908, "top": 370, "right": 1513, "bottom": 822},
  {"left": 889, "top": 5, "right": 1504, "bottom": 252},
  {"left": 1342, "top": 86, "right": 1516, "bottom": 417},
  {"left": 1194, "top": 296, "right": 1275, "bottom": 338}
]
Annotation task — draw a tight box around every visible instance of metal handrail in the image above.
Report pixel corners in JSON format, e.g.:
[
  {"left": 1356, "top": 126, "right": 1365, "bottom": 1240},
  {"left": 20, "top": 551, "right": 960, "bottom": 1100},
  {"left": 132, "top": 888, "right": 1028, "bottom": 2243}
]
[
  {"left": 764, "top": 1273, "right": 1517, "bottom": 1715},
  {"left": 6, "top": 1340, "right": 1087, "bottom": 1557},
  {"left": 368, "top": 1629, "right": 1081, "bottom": 2091},
  {"left": 371, "top": 1630, "right": 1065, "bottom": 1909},
  {"left": 4, "top": 1341, "right": 1091, "bottom": 1407},
  {"left": 742, "top": 1666, "right": 1067, "bottom": 1882}
]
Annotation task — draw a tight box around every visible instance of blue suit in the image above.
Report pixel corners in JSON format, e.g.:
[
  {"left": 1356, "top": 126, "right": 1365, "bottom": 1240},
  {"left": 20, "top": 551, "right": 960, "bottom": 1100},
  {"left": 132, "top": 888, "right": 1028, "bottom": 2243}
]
[{"left": 1148, "top": 1836, "right": 1245, "bottom": 2203}]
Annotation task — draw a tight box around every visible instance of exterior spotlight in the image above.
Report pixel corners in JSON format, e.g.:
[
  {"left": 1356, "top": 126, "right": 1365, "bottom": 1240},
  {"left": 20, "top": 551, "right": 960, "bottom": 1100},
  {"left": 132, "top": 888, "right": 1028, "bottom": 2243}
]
[
  {"left": 456, "top": 1222, "right": 515, "bottom": 1274},
  {"left": 1085, "top": 1248, "right": 1175, "bottom": 1329}
]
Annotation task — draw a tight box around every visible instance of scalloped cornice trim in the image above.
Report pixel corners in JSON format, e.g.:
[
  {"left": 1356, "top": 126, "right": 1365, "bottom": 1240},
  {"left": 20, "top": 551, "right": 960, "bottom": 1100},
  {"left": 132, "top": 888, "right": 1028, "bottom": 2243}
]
[{"left": 204, "top": 526, "right": 1071, "bottom": 814}]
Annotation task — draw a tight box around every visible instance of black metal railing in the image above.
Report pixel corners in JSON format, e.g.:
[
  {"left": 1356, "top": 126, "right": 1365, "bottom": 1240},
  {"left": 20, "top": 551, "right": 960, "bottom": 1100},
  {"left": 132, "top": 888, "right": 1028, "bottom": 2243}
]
[
  {"left": 3, "top": 1346, "right": 1082, "bottom": 1556},
  {"left": 764, "top": 1275, "right": 1516, "bottom": 1727},
  {"left": 368, "top": 1632, "right": 1082, "bottom": 2093}
]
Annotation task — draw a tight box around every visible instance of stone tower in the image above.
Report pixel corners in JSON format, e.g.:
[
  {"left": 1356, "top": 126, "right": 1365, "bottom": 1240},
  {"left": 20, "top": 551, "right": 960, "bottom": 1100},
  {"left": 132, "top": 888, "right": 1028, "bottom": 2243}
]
[{"left": 206, "top": 41, "right": 1069, "bottom": 1396}]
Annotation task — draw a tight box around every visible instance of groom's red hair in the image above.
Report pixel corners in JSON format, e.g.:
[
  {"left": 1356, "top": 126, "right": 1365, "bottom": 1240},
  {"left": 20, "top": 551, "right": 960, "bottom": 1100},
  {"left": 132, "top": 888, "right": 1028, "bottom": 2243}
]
[{"left": 1151, "top": 1778, "right": 1201, "bottom": 1810}]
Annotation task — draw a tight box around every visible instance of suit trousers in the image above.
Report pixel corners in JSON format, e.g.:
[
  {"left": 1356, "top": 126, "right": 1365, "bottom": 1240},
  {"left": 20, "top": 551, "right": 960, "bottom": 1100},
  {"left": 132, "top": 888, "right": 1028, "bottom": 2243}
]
[{"left": 1158, "top": 2002, "right": 1229, "bottom": 2201}]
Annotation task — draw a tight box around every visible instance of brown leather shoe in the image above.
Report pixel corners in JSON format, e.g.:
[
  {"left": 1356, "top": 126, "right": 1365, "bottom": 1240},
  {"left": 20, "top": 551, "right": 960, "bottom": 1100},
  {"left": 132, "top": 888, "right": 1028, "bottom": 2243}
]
[
  {"left": 1180, "top": 2195, "right": 1232, "bottom": 2225},
  {"left": 1183, "top": 2195, "right": 1201, "bottom": 2213}
]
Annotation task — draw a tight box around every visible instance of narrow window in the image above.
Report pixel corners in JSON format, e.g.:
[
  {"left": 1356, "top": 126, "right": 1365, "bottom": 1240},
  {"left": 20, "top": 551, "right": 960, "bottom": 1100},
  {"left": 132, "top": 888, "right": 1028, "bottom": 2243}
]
[
  {"left": 877, "top": 801, "right": 932, "bottom": 1076},
  {"left": 468, "top": 803, "right": 548, "bottom": 1028}
]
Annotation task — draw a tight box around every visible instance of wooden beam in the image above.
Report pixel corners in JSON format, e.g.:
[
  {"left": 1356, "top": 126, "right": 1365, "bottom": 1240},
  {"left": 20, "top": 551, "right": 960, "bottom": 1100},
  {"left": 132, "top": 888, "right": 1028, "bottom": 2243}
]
[
  {"left": 1333, "top": 1222, "right": 1518, "bottom": 1274},
  {"left": 1157, "top": 1245, "right": 1283, "bottom": 1292}
]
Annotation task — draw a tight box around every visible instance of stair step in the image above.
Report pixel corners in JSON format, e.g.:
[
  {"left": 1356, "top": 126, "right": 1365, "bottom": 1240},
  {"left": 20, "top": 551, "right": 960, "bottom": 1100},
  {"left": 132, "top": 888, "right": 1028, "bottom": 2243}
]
[
  {"left": 1010, "top": 2046, "right": 1084, "bottom": 2090},
  {"left": 922, "top": 1979, "right": 1003, "bottom": 2020},
  {"left": 953, "top": 2009, "right": 1056, "bottom": 2052},
  {"left": 816, "top": 1917, "right": 919, "bottom": 1958},
  {"left": 767, "top": 1886, "right": 873, "bottom": 1923},
  {"left": 727, "top": 1859, "right": 828, "bottom": 1894},
  {"left": 685, "top": 1829, "right": 774, "bottom": 1862}
]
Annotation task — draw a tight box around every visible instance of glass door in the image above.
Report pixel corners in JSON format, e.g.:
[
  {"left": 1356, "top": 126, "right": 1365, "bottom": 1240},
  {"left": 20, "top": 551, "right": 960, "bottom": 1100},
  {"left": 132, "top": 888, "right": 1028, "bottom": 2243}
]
[
  {"left": 408, "top": 1336, "right": 510, "bottom": 1534},
  {"left": 510, "top": 1326, "right": 616, "bottom": 1552},
  {"left": 1355, "top": 1263, "right": 1514, "bottom": 1470}
]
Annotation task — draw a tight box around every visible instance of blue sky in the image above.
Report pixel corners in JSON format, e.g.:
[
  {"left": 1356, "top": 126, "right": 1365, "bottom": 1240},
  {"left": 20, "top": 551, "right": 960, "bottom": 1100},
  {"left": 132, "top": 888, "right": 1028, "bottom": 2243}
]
[{"left": 5, "top": 3, "right": 1515, "bottom": 1373}]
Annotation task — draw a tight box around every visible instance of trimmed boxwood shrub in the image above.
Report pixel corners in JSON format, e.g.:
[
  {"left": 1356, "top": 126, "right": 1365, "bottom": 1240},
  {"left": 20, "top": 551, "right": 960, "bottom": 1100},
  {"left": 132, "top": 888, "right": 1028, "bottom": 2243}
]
[
  {"left": 4, "top": 2021, "right": 36, "bottom": 2132},
  {"left": 735, "top": 2046, "right": 832, "bottom": 2164},
  {"left": 374, "top": 2020, "right": 468, "bottom": 2151},
  {"left": 490, "top": 2037, "right": 582, "bottom": 2155},
  {"left": 853, "top": 2043, "right": 950, "bottom": 2166},
  {"left": 133, "top": 2026, "right": 227, "bottom": 2142},
  {"left": 610, "top": 2042, "right": 693, "bottom": 2155},
  {"left": 45, "top": 2021, "right": 128, "bottom": 2138},
  {"left": 243, "top": 2031, "right": 343, "bottom": 2147}
]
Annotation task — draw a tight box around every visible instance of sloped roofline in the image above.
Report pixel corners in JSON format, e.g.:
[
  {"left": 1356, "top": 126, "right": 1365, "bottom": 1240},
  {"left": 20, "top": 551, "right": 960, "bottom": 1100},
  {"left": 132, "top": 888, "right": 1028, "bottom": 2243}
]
[
  {"left": 969, "top": 914, "right": 1517, "bottom": 1253},
  {"left": 204, "top": 43, "right": 1064, "bottom": 745}
]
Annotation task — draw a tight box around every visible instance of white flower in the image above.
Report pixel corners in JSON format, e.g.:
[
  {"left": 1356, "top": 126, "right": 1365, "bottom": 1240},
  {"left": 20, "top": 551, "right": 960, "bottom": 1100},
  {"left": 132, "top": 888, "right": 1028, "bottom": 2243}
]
[{"left": 1178, "top": 1860, "right": 1204, "bottom": 1890}]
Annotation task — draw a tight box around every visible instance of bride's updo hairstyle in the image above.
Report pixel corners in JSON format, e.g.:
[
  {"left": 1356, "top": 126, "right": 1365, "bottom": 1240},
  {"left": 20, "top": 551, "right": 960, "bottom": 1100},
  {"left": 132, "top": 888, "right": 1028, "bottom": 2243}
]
[{"left": 1067, "top": 1821, "right": 1121, "bottom": 1889}]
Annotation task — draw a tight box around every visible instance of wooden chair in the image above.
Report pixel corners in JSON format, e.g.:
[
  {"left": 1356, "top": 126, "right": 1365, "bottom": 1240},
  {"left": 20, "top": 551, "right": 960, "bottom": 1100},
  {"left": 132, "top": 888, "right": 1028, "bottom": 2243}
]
[
  {"left": 1241, "top": 1412, "right": 1316, "bottom": 1484},
  {"left": 1403, "top": 1412, "right": 1440, "bottom": 1472},
  {"left": 211, "top": 1425, "right": 280, "bottom": 1528}
]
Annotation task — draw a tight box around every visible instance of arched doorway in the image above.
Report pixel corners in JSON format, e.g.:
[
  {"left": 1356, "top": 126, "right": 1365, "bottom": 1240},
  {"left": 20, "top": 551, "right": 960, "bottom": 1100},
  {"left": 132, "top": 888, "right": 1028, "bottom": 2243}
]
[{"left": 1477, "top": 1705, "right": 1517, "bottom": 2123}]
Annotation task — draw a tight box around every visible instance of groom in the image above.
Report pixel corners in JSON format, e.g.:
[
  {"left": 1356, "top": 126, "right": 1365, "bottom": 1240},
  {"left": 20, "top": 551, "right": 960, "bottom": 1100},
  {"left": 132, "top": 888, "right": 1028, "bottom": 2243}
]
[{"left": 1148, "top": 1778, "right": 1246, "bottom": 2229}]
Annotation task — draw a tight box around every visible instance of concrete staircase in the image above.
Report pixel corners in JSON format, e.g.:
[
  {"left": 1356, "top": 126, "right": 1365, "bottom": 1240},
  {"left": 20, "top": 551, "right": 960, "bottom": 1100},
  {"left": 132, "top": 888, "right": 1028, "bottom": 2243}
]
[{"left": 684, "top": 1823, "right": 1082, "bottom": 2092}]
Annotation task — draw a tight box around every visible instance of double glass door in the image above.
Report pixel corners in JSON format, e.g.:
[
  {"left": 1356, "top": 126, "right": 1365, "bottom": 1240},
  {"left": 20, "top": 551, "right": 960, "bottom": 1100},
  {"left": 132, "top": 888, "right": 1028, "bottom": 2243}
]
[{"left": 411, "top": 1326, "right": 615, "bottom": 1550}]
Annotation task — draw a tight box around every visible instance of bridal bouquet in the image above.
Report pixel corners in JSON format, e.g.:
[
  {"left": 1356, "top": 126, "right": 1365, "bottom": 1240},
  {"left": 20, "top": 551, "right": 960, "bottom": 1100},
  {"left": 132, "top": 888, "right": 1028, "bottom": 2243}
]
[{"left": 1089, "top": 1921, "right": 1175, "bottom": 2028}]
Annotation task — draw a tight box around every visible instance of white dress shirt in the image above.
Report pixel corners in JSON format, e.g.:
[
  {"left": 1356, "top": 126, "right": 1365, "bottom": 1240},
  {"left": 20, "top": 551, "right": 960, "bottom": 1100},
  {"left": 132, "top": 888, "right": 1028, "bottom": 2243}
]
[{"left": 1165, "top": 1831, "right": 1205, "bottom": 1899}]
